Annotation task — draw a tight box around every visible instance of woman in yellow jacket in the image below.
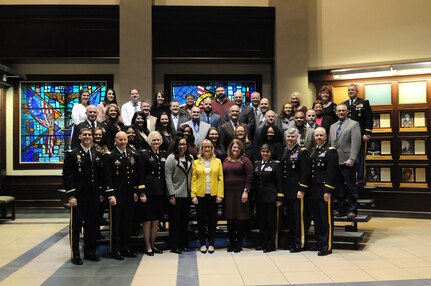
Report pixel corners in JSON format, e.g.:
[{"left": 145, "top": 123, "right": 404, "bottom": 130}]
[{"left": 191, "top": 139, "right": 224, "bottom": 254}]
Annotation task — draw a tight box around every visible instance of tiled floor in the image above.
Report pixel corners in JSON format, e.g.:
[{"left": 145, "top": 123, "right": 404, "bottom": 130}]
[{"left": 1, "top": 215, "right": 431, "bottom": 285}]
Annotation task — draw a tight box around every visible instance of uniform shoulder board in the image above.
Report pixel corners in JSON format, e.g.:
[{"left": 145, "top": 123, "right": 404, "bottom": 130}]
[
  {"left": 329, "top": 146, "right": 337, "bottom": 151},
  {"left": 254, "top": 160, "right": 260, "bottom": 164},
  {"left": 301, "top": 147, "right": 307, "bottom": 151},
  {"left": 275, "top": 160, "right": 280, "bottom": 163},
  {"left": 65, "top": 149, "right": 73, "bottom": 153},
  {"left": 105, "top": 151, "right": 111, "bottom": 155}
]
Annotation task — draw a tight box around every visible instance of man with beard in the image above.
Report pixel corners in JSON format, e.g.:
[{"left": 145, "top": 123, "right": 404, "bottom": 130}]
[
  {"left": 212, "top": 85, "right": 234, "bottom": 117},
  {"left": 182, "top": 94, "right": 195, "bottom": 117},
  {"left": 200, "top": 97, "right": 221, "bottom": 129},
  {"left": 181, "top": 106, "right": 211, "bottom": 147},
  {"left": 292, "top": 111, "right": 315, "bottom": 151}
]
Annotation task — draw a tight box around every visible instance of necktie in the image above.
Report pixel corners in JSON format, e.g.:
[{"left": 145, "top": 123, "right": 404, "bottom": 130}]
[
  {"left": 91, "top": 122, "right": 95, "bottom": 129},
  {"left": 336, "top": 121, "right": 343, "bottom": 137},
  {"left": 206, "top": 115, "right": 210, "bottom": 124},
  {"left": 350, "top": 100, "right": 353, "bottom": 106},
  {"left": 254, "top": 107, "right": 258, "bottom": 116},
  {"left": 87, "top": 150, "right": 92, "bottom": 162},
  {"left": 133, "top": 102, "right": 138, "bottom": 112}
]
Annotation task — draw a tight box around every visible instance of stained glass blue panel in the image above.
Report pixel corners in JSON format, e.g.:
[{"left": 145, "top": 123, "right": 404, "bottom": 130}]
[
  {"left": 171, "top": 81, "right": 255, "bottom": 107},
  {"left": 20, "top": 81, "right": 107, "bottom": 163}
]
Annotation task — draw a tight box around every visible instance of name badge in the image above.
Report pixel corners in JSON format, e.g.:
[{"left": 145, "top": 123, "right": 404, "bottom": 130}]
[
  {"left": 161, "top": 158, "right": 166, "bottom": 162},
  {"left": 264, "top": 167, "right": 273, "bottom": 171}
]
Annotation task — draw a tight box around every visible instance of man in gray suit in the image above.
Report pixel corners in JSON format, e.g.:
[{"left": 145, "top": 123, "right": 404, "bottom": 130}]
[
  {"left": 170, "top": 100, "right": 191, "bottom": 132},
  {"left": 329, "top": 104, "right": 362, "bottom": 219},
  {"left": 200, "top": 97, "right": 221, "bottom": 129},
  {"left": 181, "top": 106, "right": 211, "bottom": 148}
]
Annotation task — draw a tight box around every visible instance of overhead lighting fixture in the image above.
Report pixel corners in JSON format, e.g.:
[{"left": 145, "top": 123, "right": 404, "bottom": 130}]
[{"left": 331, "top": 62, "right": 431, "bottom": 80}]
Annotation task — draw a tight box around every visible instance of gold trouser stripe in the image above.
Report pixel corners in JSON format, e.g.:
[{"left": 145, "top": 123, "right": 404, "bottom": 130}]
[
  {"left": 109, "top": 204, "right": 113, "bottom": 252},
  {"left": 300, "top": 198, "right": 305, "bottom": 249},
  {"left": 327, "top": 198, "right": 332, "bottom": 251},
  {"left": 69, "top": 206, "right": 73, "bottom": 259}
]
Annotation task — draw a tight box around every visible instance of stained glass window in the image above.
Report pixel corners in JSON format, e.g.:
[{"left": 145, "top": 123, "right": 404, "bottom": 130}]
[
  {"left": 20, "top": 81, "right": 107, "bottom": 163},
  {"left": 171, "top": 81, "right": 256, "bottom": 107}
]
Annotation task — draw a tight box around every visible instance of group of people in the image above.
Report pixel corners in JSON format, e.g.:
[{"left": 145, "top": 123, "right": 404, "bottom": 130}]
[{"left": 63, "top": 83, "right": 373, "bottom": 265}]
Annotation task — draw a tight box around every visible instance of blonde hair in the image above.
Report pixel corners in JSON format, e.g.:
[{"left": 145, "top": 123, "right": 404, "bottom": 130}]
[
  {"left": 198, "top": 139, "right": 214, "bottom": 157},
  {"left": 146, "top": 130, "right": 162, "bottom": 146}
]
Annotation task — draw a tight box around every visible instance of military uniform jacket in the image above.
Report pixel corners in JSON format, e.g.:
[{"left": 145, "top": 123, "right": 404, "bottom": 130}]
[
  {"left": 104, "top": 147, "right": 138, "bottom": 203},
  {"left": 137, "top": 149, "right": 167, "bottom": 196},
  {"left": 344, "top": 97, "right": 373, "bottom": 136},
  {"left": 253, "top": 159, "right": 284, "bottom": 203},
  {"left": 310, "top": 143, "right": 338, "bottom": 199},
  {"left": 280, "top": 144, "right": 311, "bottom": 199},
  {"left": 63, "top": 145, "right": 104, "bottom": 204}
]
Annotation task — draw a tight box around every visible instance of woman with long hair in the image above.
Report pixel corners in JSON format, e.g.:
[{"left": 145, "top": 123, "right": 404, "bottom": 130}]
[
  {"left": 206, "top": 127, "right": 226, "bottom": 161},
  {"left": 165, "top": 137, "right": 194, "bottom": 254},
  {"left": 150, "top": 91, "right": 170, "bottom": 118},
  {"left": 279, "top": 101, "right": 295, "bottom": 133},
  {"left": 131, "top": 111, "right": 150, "bottom": 150},
  {"left": 105, "top": 104, "right": 124, "bottom": 149},
  {"left": 259, "top": 125, "right": 284, "bottom": 161},
  {"left": 191, "top": 139, "right": 224, "bottom": 254},
  {"left": 234, "top": 124, "right": 254, "bottom": 161},
  {"left": 318, "top": 86, "right": 337, "bottom": 122},
  {"left": 71, "top": 88, "right": 90, "bottom": 125},
  {"left": 155, "top": 112, "right": 173, "bottom": 151},
  {"left": 223, "top": 139, "right": 253, "bottom": 253},
  {"left": 97, "top": 88, "right": 117, "bottom": 122}
]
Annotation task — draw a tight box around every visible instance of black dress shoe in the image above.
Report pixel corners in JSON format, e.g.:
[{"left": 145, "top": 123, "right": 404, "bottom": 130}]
[
  {"left": 181, "top": 247, "right": 191, "bottom": 252},
  {"left": 227, "top": 246, "right": 234, "bottom": 252},
  {"left": 290, "top": 247, "right": 303, "bottom": 253},
  {"left": 84, "top": 254, "right": 100, "bottom": 261},
  {"left": 110, "top": 252, "right": 124, "bottom": 260},
  {"left": 121, "top": 250, "right": 137, "bottom": 257},
  {"left": 71, "top": 257, "right": 83, "bottom": 265},
  {"left": 318, "top": 249, "right": 332, "bottom": 256},
  {"left": 255, "top": 245, "right": 263, "bottom": 251},
  {"left": 170, "top": 249, "right": 182, "bottom": 254},
  {"left": 234, "top": 246, "right": 242, "bottom": 253},
  {"left": 144, "top": 249, "right": 154, "bottom": 256},
  {"left": 152, "top": 247, "right": 163, "bottom": 254}
]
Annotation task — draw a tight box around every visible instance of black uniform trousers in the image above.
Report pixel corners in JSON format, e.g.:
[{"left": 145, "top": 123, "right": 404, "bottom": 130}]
[
  {"left": 311, "top": 197, "right": 333, "bottom": 252},
  {"left": 286, "top": 198, "right": 306, "bottom": 249},
  {"left": 338, "top": 164, "right": 358, "bottom": 214},
  {"left": 256, "top": 202, "right": 277, "bottom": 250},
  {"left": 169, "top": 197, "right": 191, "bottom": 250},
  {"left": 227, "top": 219, "right": 247, "bottom": 248},
  {"left": 196, "top": 194, "right": 218, "bottom": 246},
  {"left": 70, "top": 201, "right": 98, "bottom": 258},
  {"left": 109, "top": 199, "right": 133, "bottom": 253}
]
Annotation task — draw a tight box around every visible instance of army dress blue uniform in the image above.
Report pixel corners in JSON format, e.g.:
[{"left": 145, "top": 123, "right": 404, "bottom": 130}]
[
  {"left": 253, "top": 159, "right": 284, "bottom": 251},
  {"left": 63, "top": 145, "right": 104, "bottom": 260},
  {"left": 137, "top": 149, "right": 167, "bottom": 221},
  {"left": 104, "top": 147, "right": 138, "bottom": 255},
  {"left": 280, "top": 144, "right": 311, "bottom": 251},
  {"left": 310, "top": 143, "right": 338, "bottom": 254}
]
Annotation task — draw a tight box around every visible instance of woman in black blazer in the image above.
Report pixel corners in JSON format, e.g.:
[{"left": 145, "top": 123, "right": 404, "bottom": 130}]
[
  {"left": 253, "top": 144, "right": 284, "bottom": 253},
  {"left": 137, "top": 131, "right": 167, "bottom": 256}
]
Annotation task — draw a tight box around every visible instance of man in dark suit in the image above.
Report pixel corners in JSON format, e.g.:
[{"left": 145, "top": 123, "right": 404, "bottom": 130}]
[
  {"left": 63, "top": 127, "right": 104, "bottom": 265},
  {"left": 104, "top": 131, "right": 138, "bottom": 260},
  {"left": 71, "top": 105, "right": 110, "bottom": 149},
  {"left": 219, "top": 104, "right": 241, "bottom": 150},
  {"left": 200, "top": 97, "right": 221, "bottom": 129},
  {"left": 224, "top": 91, "right": 255, "bottom": 136},
  {"left": 280, "top": 128, "right": 311, "bottom": 253},
  {"left": 170, "top": 100, "right": 191, "bottom": 132},
  {"left": 344, "top": 84, "right": 373, "bottom": 190},
  {"left": 329, "top": 104, "right": 362, "bottom": 219},
  {"left": 310, "top": 127, "right": 338, "bottom": 256}
]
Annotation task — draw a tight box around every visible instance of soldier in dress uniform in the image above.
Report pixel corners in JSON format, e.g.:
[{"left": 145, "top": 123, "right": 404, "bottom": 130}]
[
  {"left": 253, "top": 144, "right": 284, "bottom": 253},
  {"left": 280, "top": 128, "right": 311, "bottom": 253},
  {"left": 63, "top": 128, "right": 104, "bottom": 265},
  {"left": 137, "top": 131, "right": 167, "bottom": 256},
  {"left": 310, "top": 127, "right": 338, "bottom": 256},
  {"left": 104, "top": 131, "right": 138, "bottom": 260}
]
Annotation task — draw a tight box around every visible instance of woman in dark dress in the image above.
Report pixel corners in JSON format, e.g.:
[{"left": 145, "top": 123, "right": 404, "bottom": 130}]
[
  {"left": 137, "top": 131, "right": 167, "bottom": 256},
  {"left": 313, "top": 100, "right": 334, "bottom": 135},
  {"left": 131, "top": 111, "right": 150, "bottom": 150},
  {"left": 258, "top": 125, "right": 284, "bottom": 161},
  {"left": 206, "top": 127, "right": 226, "bottom": 161},
  {"left": 223, "top": 139, "right": 253, "bottom": 253},
  {"left": 105, "top": 103, "right": 125, "bottom": 149},
  {"left": 318, "top": 86, "right": 337, "bottom": 122},
  {"left": 234, "top": 124, "right": 254, "bottom": 162},
  {"left": 150, "top": 91, "right": 170, "bottom": 118},
  {"left": 124, "top": 126, "right": 142, "bottom": 155},
  {"left": 155, "top": 112, "right": 173, "bottom": 152}
]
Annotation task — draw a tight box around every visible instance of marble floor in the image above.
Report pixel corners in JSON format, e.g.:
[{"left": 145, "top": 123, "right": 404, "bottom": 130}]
[{"left": 1, "top": 214, "right": 431, "bottom": 286}]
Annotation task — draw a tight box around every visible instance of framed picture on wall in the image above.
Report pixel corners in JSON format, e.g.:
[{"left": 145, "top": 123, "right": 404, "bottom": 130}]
[
  {"left": 400, "top": 110, "right": 427, "bottom": 132},
  {"left": 366, "top": 166, "right": 392, "bottom": 187},
  {"left": 366, "top": 139, "right": 391, "bottom": 160},
  {"left": 400, "top": 138, "right": 427, "bottom": 159},
  {"left": 372, "top": 112, "right": 392, "bottom": 132},
  {"left": 400, "top": 166, "right": 428, "bottom": 188}
]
